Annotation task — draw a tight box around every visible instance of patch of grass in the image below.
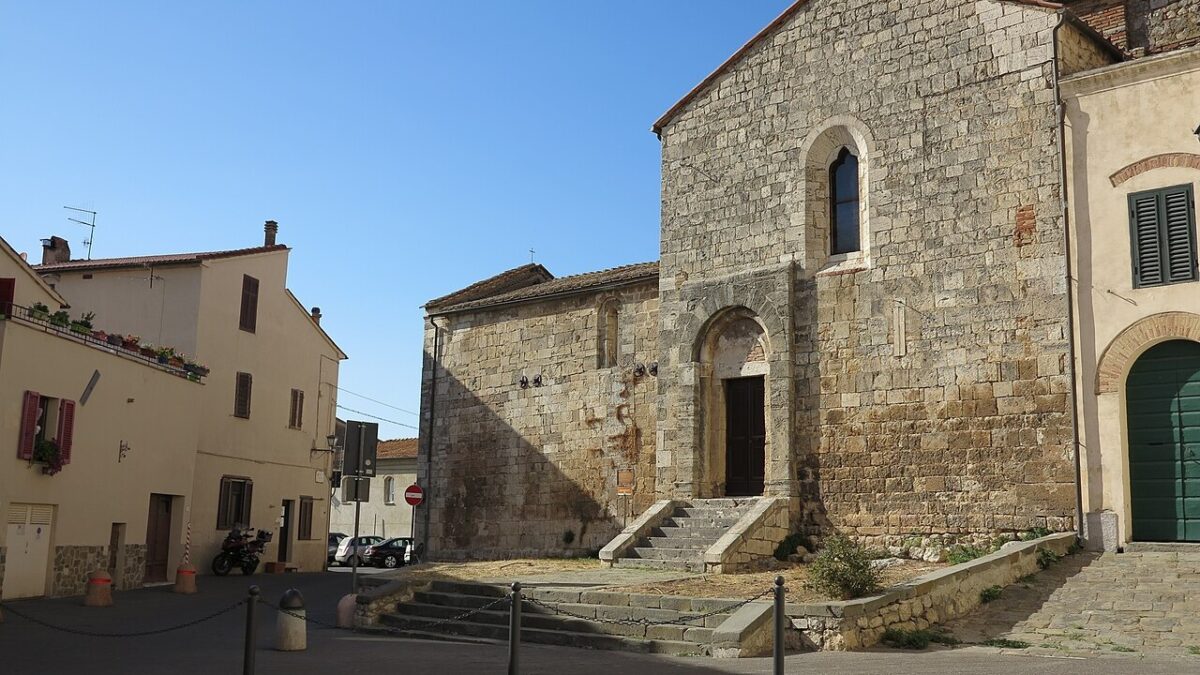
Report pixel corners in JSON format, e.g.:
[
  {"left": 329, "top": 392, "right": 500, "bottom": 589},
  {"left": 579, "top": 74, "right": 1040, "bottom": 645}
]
[
  {"left": 1019, "top": 527, "right": 1053, "bottom": 541},
  {"left": 881, "top": 628, "right": 959, "bottom": 650},
  {"left": 1111, "top": 645, "right": 1137, "bottom": 653},
  {"left": 982, "top": 638, "right": 1031, "bottom": 649},
  {"left": 805, "top": 535, "right": 881, "bottom": 600},
  {"left": 1187, "top": 645, "right": 1200, "bottom": 656},
  {"left": 980, "top": 585, "right": 1003, "bottom": 603},
  {"left": 1036, "top": 548, "right": 1062, "bottom": 570},
  {"left": 947, "top": 544, "right": 991, "bottom": 564}
]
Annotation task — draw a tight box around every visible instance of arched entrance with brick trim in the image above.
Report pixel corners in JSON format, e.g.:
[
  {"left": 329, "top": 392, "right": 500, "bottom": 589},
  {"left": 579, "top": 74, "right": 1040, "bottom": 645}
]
[{"left": 1096, "top": 312, "right": 1200, "bottom": 394}]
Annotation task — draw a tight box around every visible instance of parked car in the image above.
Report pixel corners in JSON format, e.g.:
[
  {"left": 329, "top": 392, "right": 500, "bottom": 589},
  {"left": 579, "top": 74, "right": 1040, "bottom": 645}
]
[
  {"left": 334, "top": 535, "right": 384, "bottom": 566},
  {"left": 328, "top": 532, "right": 347, "bottom": 565},
  {"left": 363, "top": 538, "right": 413, "bottom": 568}
]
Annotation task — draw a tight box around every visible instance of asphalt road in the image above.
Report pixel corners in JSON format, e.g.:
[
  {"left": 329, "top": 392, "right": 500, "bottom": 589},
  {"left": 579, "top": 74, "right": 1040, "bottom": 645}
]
[{"left": 0, "top": 572, "right": 1193, "bottom": 674}]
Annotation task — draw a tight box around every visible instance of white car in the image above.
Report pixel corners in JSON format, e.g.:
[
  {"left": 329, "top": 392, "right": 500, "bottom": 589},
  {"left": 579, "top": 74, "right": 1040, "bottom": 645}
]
[{"left": 333, "top": 535, "right": 383, "bottom": 566}]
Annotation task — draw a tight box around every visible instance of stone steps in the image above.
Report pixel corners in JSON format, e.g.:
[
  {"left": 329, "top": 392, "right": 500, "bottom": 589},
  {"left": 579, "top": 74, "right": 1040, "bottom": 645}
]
[
  {"left": 652, "top": 525, "right": 728, "bottom": 539},
  {"left": 645, "top": 536, "right": 712, "bottom": 550},
  {"left": 379, "top": 580, "right": 732, "bottom": 656},
  {"left": 612, "top": 557, "right": 705, "bottom": 572},
  {"left": 608, "top": 498, "right": 757, "bottom": 572}
]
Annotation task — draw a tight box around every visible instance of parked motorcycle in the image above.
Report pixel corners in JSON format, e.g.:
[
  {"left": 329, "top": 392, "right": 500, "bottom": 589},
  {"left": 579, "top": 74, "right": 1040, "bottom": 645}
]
[{"left": 211, "top": 527, "right": 273, "bottom": 576}]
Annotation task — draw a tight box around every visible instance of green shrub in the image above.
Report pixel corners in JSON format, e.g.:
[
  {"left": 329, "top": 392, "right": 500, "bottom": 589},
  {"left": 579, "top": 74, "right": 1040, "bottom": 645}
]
[
  {"left": 1186, "top": 645, "right": 1200, "bottom": 656},
  {"left": 983, "top": 638, "right": 1030, "bottom": 649},
  {"left": 1020, "top": 527, "right": 1053, "bottom": 541},
  {"left": 774, "top": 533, "right": 808, "bottom": 561},
  {"left": 881, "top": 628, "right": 959, "bottom": 650},
  {"left": 947, "top": 544, "right": 991, "bottom": 565},
  {"left": 980, "top": 585, "right": 1002, "bottom": 603},
  {"left": 1111, "top": 645, "right": 1136, "bottom": 653},
  {"left": 805, "top": 535, "right": 881, "bottom": 599},
  {"left": 1036, "top": 548, "right": 1061, "bottom": 570}
]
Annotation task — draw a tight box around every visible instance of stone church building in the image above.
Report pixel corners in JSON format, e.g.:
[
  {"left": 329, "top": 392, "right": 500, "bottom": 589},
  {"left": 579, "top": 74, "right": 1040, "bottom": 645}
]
[{"left": 415, "top": 0, "right": 1200, "bottom": 563}]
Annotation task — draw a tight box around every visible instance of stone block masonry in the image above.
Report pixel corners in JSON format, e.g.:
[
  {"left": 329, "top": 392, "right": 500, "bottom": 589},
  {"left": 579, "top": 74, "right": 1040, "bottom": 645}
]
[{"left": 420, "top": 282, "right": 660, "bottom": 559}]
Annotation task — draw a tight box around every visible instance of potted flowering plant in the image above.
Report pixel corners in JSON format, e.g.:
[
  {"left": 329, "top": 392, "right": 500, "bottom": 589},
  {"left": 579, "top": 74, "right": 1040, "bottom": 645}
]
[
  {"left": 122, "top": 334, "right": 140, "bottom": 350},
  {"left": 69, "top": 311, "right": 96, "bottom": 335},
  {"left": 28, "top": 302, "right": 50, "bottom": 321},
  {"left": 50, "top": 310, "right": 70, "bottom": 328},
  {"left": 139, "top": 343, "right": 159, "bottom": 359},
  {"left": 33, "top": 438, "right": 65, "bottom": 475}
]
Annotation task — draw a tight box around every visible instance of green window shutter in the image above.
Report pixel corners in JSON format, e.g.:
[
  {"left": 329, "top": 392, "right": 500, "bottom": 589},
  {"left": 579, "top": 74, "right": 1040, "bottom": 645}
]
[
  {"left": 1131, "top": 192, "right": 1164, "bottom": 287},
  {"left": 1163, "top": 185, "right": 1197, "bottom": 284}
]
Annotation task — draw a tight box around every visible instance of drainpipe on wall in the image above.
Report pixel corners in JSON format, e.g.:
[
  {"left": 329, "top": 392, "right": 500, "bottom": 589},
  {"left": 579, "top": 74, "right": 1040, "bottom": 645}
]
[
  {"left": 421, "top": 316, "right": 442, "bottom": 558},
  {"left": 1052, "top": 11, "right": 1086, "bottom": 542}
]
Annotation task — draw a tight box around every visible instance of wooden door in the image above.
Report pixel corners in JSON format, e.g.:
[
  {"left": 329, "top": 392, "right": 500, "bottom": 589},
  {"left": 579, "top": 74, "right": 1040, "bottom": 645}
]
[
  {"left": 1128, "top": 340, "right": 1200, "bottom": 541},
  {"left": 144, "top": 495, "right": 172, "bottom": 583},
  {"left": 278, "top": 500, "right": 293, "bottom": 562},
  {"left": 725, "top": 376, "right": 766, "bottom": 497},
  {"left": 2, "top": 503, "right": 53, "bottom": 599}
]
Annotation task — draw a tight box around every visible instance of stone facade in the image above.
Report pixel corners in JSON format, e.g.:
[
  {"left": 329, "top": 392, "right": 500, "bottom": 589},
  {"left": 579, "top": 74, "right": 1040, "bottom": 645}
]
[
  {"left": 50, "top": 545, "right": 107, "bottom": 597},
  {"left": 1065, "top": 0, "right": 1200, "bottom": 54},
  {"left": 119, "top": 543, "right": 147, "bottom": 591},
  {"left": 420, "top": 279, "right": 659, "bottom": 559}
]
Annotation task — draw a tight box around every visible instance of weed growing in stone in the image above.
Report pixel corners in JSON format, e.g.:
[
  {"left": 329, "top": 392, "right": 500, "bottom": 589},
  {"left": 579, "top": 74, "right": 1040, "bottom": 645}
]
[
  {"left": 1187, "top": 646, "right": 1200, "bottom": 656},
  {"left": 881, "top": 628, "right": 959, "bottom": 650},
  {"left": 1020, "top": 527, "right": 1053, "bottom": 541},
  {"left": 1111, "top": 645, "right": 1136, "bottom": 653},
  {"left": 1036, "top": 548, "right": 1061, "bottom": 569},
  {"left": 805, "top": 535, "right": 881, "bottom": 599},
  {"left": 982, "top": 638, "right": 1031, "bottom": 649},
  {"left": 947, "top": 544, "right": 991, "bottom": 564},
  {"left": 980, "top": 585, "right": 1003, "bottom": 603}
]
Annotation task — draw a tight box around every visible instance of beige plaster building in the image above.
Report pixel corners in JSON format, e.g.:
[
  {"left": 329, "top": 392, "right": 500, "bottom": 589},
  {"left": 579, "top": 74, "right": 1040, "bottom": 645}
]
[
  {"left": 1062, "top": 45, "right": 1200, "bottom": 548},
  {"left": 34, "top": 222, "right": 346, "bottom": 573},
  {"left": 416, "top": 0, "right": 1200, "bottom": 562},
  {"left": 330, "top": 438, "right": 418, "bottom": 541},
  {"left": 1, "top": 236, "right": 201, "bottom": 599}
]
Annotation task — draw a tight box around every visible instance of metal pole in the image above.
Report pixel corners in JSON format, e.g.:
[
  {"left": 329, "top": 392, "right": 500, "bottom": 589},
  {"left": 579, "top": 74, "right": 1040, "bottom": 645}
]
[
  {"left": 508, "top": 582, "right": 522, "bottom": 675},
  {"left": 244, "top": 585, "right": 260, "bottom": 675},
  {"left": 774, "top": 576, "right": 785, "bottom": 675},
  {"left": 351, "top": 422, "right": 365, "bottom": 595}
]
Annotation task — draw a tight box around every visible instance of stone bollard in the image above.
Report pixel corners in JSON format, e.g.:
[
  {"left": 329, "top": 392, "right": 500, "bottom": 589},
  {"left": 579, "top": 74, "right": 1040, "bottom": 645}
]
[
  {"left": 173, "top": 563, "right": 198, "bottom": 594},
  {"left": 336, "top": 593, "right": 357, "bottom": 628},
  {"left": 275, "top": 589, "right": 306, "bottom": 651},
  {"left": 83, "top": 570, "right": 114, "bottom": 607}
]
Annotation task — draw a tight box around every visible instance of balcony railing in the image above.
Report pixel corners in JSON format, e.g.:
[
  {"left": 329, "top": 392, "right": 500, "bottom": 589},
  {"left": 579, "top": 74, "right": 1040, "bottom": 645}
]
[{"left": 0, "top": 303, "right": 206, "bottom": 382}]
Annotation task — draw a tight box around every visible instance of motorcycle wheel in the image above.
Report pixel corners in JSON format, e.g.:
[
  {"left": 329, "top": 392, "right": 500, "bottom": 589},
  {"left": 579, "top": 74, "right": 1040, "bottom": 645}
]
[
  {"left": 212, "top": 553, "right": 234, "bottom": 576},
  {"left": 242, "top": 557, "right": 260, "bottom": 576},
  {"left": 383, "top": 555, "right": 399, "bottom": 568}
]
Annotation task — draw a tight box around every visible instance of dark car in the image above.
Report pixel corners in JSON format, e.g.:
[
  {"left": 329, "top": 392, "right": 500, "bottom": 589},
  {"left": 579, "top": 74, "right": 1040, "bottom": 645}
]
[
  {"left": 328, "top": 532, "right": 347, "bottom": 565},
  {"left": 363, "top": 538, "right": 413, "bottom": 568}
]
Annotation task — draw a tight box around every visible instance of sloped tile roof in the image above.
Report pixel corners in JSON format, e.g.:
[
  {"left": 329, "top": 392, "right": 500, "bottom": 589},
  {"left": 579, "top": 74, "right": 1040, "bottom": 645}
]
[
  {"left": 378, "top": 438, "right": 419, "bottom": 459},
  {"left": 33, "top": 244, "right": 289, "bottom": 273},
  {"left": 428, "top": 261, "right": 659, "bottom": 314},
  {"left": 424, "top": 263, "right": 553, "bottom": 310}
]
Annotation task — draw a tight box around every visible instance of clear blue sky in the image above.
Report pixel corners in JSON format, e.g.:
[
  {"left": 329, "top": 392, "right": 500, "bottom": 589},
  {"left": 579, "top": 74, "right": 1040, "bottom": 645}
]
[{"left": 0, "top": 1, "right": 793, "bottom": 439}]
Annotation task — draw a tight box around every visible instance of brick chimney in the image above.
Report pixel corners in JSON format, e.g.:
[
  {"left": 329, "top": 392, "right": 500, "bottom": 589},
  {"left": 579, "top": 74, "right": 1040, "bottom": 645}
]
[
  {"left": 311, "top": 307, "right": 322, "bottom": 325},
  {"left": 264, "top": 220, "right": 279, "bottom": 247},
  {"left": 41, "top": 236, "right": 71, "bottom": 265}
]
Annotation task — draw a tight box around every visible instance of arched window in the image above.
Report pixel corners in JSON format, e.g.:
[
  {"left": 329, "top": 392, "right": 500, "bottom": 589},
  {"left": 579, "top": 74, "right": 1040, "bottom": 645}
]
[
  {"left": 829, "top": 147, "right": 860, "bottom": 254},
  {"left": 384, "top": 476, "right": 396, "bottom": 504},
  {"left": 597, "top": 299, "right": 619, "bottom": 368}
]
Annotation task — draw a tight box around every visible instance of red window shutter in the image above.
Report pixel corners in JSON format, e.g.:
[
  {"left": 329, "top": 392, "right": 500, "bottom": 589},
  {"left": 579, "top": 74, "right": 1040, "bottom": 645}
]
[
  {"left": 57, "top": 399, "right": 76, "bottom": 464},
  {"left": 18, "top": 390, "right": 40, "bottom": 460},
  {"left": 0, "top": 278, "right": 14, "bottom": 317}
]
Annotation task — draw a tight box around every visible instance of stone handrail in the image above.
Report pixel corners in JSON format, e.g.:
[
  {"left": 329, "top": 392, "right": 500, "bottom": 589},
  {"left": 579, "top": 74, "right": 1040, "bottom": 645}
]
[
  {"left": 599, "top": 499, "right": 679, "bottom": 566},
  {"left": 703, "top": 496, "right": 789, "bottom": 573}
]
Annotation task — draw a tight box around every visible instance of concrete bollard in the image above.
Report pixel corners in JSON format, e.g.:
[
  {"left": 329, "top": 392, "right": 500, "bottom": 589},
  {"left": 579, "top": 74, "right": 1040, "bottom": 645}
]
[
  {"left": 173, "top": 563, "right": 198, "bottom": 594},
  {"left": 275, "top": 589, "right": 307, "bottom": 651},
  {"left": 336, "top": 593, "right": 357, "bottom": 629},
  {"left": 83, "top": 570, "right": 114, "bottom": 607}
]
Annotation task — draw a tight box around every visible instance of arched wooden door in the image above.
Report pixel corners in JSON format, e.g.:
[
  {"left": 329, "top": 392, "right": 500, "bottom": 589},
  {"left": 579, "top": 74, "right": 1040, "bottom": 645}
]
[{"left": 1127, "top": 340, "right": 1200, "bottom": 542}]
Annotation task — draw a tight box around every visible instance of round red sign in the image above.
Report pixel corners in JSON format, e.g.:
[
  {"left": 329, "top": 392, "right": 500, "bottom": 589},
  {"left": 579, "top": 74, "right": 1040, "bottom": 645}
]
[{"left": 404, "top": 484, "right": 424, "bottom": 506}]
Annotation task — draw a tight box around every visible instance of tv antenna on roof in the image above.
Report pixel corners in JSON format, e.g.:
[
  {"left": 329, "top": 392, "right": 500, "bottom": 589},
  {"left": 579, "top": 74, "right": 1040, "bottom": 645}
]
[{"left": 64, "top": 206, "right": 97, "bottom": 260}]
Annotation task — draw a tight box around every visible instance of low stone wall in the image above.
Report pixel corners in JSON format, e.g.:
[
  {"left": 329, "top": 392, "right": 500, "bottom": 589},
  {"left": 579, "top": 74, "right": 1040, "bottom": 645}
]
[
  {"left": 704, "top": 497, "right": 789, "bottom": 573},
  {"left": 119, "top": 544, "right": 147, "bottom": 591},
  {"left": 599, "top": 499, "right": 678, "bottom": 567},
  {"left": 51, "top": 545, "right": 108, "bottom": 597},
  {"left": 355, "top": 577, "right": 432, "bottom": 627},
  {"left": 787, "top": 533, "right": 1077, "bottom": 650}
]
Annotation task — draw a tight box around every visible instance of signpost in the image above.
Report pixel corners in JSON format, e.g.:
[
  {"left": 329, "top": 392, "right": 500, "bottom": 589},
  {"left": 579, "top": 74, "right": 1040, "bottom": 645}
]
[
  {"left": 342, "top": 420, "right": 378, "bottom": 594},
  {"left": 404, "top": 484, "right": 424, "bottom": 507}
]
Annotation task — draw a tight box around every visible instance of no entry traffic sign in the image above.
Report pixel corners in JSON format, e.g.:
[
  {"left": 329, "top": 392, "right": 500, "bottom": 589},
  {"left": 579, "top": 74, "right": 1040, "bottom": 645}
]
[{"left": 404, "top": 484, "right": 424, "bottom": 506}]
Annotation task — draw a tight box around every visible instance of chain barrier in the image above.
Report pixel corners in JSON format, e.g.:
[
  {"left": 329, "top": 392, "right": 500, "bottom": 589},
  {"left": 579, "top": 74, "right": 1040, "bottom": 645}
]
[
  {"left": 0, "top": 599, "right": 246, "bottom": 638},
  {"left": 273, "top": 606, "right": 345, "bottom": 630},
  {"left": 523, "top": 587, "right": 775, "bottom": 627},
  {"left": 371, "top": 594, "right": 512, "bottom": 636}
]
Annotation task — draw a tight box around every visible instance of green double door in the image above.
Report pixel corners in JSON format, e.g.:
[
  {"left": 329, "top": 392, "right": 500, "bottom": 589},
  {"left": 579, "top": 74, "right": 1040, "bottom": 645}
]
[{"left": 1127, "top": 340, "right": 1200, "bottom": 542}]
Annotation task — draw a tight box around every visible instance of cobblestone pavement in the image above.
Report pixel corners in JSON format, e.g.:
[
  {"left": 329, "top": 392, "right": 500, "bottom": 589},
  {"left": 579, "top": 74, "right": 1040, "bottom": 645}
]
[{"left": 944, "top": 551, "right": 1200, "bottom": 658}]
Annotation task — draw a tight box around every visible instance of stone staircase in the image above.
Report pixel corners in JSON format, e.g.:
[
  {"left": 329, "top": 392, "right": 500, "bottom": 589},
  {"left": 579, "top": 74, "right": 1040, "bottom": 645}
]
[
  {"left": 612, "top": 498, "right": 758, "bottom": 573},
  {"left": 377, "top": 580, "right": 741, "bottom": 656}
]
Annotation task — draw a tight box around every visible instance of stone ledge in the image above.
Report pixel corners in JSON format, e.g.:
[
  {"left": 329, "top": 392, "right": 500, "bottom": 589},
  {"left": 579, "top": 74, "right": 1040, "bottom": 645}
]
[
  {"left": 703, "top": 496, "right": 788, "bottom": 573},
  {"left": 600, "top": 499, "right": 678, "bottom": 565},
  {"left": 710, "top": 601, "right": 774, "bottom": 658}
]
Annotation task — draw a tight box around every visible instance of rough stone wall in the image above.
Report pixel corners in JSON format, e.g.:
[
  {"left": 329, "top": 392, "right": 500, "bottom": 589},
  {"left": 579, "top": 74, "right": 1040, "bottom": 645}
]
[
  {"left": 120, "top": 544, "right": 146, "bottom": 590},
  {"left": 419, "top": 283, "right": 659, "bottom": 559},
  {"left": 51, "top": 545, "right": 107, "bottom": 597},
  {"left": 658, "top": 0, "right": 1076, "bottom": 541},
  {"left": 1059, "top": 21, "right": 1121, "bottom": 75},
  {"left": 1066, "top": 1, "right": 1200, "bottom": 54}
]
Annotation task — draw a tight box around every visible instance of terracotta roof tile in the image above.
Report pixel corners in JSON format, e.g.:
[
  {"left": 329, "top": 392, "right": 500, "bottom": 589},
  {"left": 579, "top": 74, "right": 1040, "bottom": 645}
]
[
  {"left": 424, "top": 263, "right": 553, "bottom": 310},
  {"left": 33, "top": 244, "right": 289, "bottom": 273},
  {"left": 378, "top": 438, "right": 419, "bottom": 459},
  {"left": 429, "top": 261, "right": 658, "bottom": 314}
]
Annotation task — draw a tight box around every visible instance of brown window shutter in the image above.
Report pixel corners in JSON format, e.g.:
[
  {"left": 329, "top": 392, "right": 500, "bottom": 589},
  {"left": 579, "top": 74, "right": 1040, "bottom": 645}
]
[
  {"left": 241, "top": 481, "right": 253, "bottom": 525},
  {"left": 56, "top": 400, "right": 76, "bottom": 464},
  {"left": 239, "top": 275, "right": 259, "bottom": 333},
  {"left": 299, "top": 497, "right": 313, "bottom": 540},
  {"left": 0, "top": 278, "right": 14, "bottom": 317},
  {"left": 234, "top": 373, "right": 252, "bottom": 418},
  {"left": 217, "top": 478, "right": 231, "bottom": 529},
  {"left": 18, "top": 391, "right": 40, "bottom": 460},
  {"left": 292, "top": 390, "right": 304, "bottom": 429}
]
